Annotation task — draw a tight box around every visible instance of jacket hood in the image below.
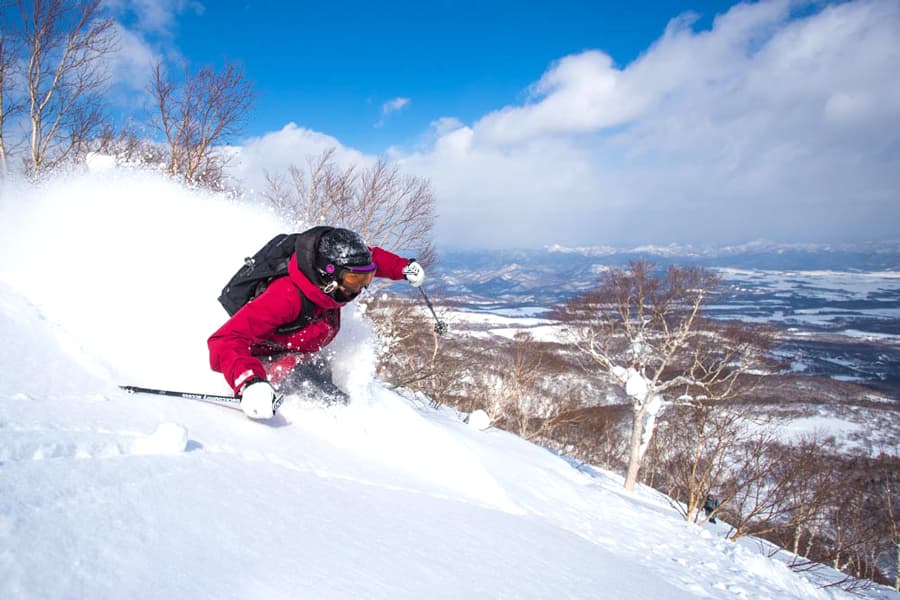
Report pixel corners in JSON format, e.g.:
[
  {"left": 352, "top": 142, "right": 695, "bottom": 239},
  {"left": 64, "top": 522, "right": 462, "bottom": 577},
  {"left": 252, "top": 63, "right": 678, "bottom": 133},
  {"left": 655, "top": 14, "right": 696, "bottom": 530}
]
[
  {"left": 293, "top": 226, "right": 333, "bottom": 285},
  {"left": 288, "top": 226, "right": 344, "bottom": 310}
]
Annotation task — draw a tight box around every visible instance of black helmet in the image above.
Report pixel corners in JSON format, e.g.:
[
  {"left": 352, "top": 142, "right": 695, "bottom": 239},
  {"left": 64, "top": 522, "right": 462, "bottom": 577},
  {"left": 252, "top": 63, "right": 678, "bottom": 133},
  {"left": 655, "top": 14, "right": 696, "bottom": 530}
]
[{"left": 315, "top": 228, "right": 373, "bottom": 280}]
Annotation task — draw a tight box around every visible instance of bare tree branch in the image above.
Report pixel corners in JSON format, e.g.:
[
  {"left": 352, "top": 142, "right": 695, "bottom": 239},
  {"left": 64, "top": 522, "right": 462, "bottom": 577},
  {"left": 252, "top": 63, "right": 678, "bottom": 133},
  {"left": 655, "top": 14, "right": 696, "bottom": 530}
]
[
  {"left": 17, "top": 0, "right": 116, "bottom": 175},
  {"left": 0, "top": 1, "right": 26, "bottom": 177},
  {"left": 264, "top": 149, "right": 436, "bottom": 264},
  {"left": 150, "top": 60, "right": 254, "bottom": 189}
]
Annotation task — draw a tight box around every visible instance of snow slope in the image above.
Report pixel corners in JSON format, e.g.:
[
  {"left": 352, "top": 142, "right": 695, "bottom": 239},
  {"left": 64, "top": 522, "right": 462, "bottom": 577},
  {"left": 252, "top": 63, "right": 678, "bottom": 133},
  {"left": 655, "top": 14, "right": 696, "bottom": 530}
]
[{"left": 1, "top": 168, "right": 897, "bottom": 599}]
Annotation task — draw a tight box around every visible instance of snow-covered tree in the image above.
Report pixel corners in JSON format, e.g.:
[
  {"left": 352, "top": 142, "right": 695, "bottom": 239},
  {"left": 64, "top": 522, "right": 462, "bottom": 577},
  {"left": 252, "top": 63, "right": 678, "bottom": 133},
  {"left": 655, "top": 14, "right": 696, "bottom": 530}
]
[{"left": 563, "top": 260, "right": 769, "bottom": 492}]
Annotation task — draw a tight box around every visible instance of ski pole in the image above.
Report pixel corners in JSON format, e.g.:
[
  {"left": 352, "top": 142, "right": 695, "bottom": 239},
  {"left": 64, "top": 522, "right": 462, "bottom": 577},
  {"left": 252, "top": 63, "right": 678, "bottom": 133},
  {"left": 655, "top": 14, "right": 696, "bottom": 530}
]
[
  {"left": 418, "top": 286, "right": 448, "bottom": 335},
  {"left": 120, "top": 384, "right": 285, "bottom": 412},
  {"left": 120, "top": 385, "right": 239, "bottom": 404}
]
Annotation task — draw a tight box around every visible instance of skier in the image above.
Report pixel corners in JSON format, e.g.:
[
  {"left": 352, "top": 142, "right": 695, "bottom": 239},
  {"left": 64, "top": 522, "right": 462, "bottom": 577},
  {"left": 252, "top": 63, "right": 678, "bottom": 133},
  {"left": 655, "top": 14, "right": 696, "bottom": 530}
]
[
  {"left": 703, "top": 493, "right": 720, "bottom": 524},
  {"left": 208, "top": 226, "right": 425, "bottom": 419}
]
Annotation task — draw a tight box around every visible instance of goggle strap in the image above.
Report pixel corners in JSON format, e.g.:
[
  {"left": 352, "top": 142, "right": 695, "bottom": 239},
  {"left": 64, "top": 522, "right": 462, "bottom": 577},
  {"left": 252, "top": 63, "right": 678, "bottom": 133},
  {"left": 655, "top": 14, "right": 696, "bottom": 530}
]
[{"left": 344, "top": 262, "right": 377, "bottom": 273}]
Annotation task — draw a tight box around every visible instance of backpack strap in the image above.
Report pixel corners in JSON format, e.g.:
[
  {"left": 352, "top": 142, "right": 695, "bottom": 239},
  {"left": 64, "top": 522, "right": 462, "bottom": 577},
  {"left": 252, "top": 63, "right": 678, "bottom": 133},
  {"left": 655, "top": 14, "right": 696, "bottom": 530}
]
[{"left": 274, "top": 285, "right": 320, "bottom": 335}]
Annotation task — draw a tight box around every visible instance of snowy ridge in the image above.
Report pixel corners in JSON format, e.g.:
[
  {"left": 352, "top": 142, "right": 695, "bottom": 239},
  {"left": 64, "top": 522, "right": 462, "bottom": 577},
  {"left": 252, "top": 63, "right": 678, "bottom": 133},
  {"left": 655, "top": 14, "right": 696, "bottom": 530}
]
[
  {"left": 546, "top": 240, "right": 900, "bottom": 258},
  {"left": 1, "top": 168, "right": 897, "bottom": 599}
]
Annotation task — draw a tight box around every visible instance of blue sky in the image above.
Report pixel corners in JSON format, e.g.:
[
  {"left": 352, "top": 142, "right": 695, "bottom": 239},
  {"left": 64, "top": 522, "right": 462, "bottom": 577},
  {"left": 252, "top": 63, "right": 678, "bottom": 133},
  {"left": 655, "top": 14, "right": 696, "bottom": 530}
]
[
  {"left": 125, "top": 0, "right": 738, "bottom": 153},
  {"left": 103, "top": 0, "right": 900, "bottom": 249}
]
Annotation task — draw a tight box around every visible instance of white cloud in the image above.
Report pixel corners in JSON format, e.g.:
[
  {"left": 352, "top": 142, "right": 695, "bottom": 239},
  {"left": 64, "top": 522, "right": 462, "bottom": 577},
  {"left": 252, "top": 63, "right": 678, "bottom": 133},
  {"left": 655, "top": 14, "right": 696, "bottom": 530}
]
[
  {"left": 375, "top": 97, "right": 411, "bottom": 127},
  {"left": 105, "top": 0, "right": 204, "bottom": 35},
  {"left": 473, "top": 1, "right": 795, "bottom": 146},
  {"left": 382, "top": 97, "right": 411, "bottom": 115},
  {"left": 394, "top": 0, "right": 900, "bottom": 248},
  {"left": 430, "top": 117, "right": 464, "bottom": 136},
  {"left": 101, "top": 1, "right": 203, "bottom": 109},
  {"left": 229, "top": 123, "right": 374, "bottom": 196},
  {"left": 473, "top": 50, "right": 640, "bottom": 146},
  {"left": 106, "top": 22, "right": 160, "bottom": 92},
  {"left": 228, "top": 0, "right": 899, "bottom": 250}
]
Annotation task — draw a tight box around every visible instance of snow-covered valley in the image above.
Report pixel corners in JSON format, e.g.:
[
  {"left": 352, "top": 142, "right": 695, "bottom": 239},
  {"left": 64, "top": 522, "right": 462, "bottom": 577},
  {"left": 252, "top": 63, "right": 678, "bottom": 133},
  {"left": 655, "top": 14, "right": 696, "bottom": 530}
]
[{"left": 433, "top": 250, "right": 900, "bottom": 398}]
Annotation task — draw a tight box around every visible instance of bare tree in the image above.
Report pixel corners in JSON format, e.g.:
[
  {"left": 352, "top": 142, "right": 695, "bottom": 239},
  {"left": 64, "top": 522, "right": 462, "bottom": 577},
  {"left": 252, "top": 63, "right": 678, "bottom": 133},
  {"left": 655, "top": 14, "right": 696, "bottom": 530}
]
[
  {"left": 264, "top": 149, "right": 356, "bottom": 227},
  {"left": 535, "top": 402, "right": 630, "bottom": 471},
  {"left": 264, "top": 148, "right": 436, "bottom": 263},
  {"left": 774, "top": 439, "right": 845, "bottom": 562},
  {"left": 825, "top": 467, "right": 884, "bottom": 583},
  {"left": 368, "top": 293, "right": 471, "bottom": 409},
  {"left": 151, "top": 61, "right": 253, "bottom": 189},
  {"left": 482, "top": 332, "right": 545, "bottom": 432},
  {"left": 521, "top": 388, "right": 596, "bottom": 443},
  {"left": 720, "top": 434, "right": 822, "bottom": 543},
  {"left": 0, "top": 1, "right": 24, "bottom": 177},
  {"left": 828, "top": 454, "right": 900, "bottom": 587},
  {"left": 90, "top": 124, "right": 166, "bottom": 167},
  {"left": 563, "top": 260, "right": 769, "bottom": 491},
  {"left": 647, "top": 400, "right": 772, "bottom": 523},
  {"left": 17, "top": 0, "right": 115, "bottom": 175},
  {"left": 886, "top": 466, "right": 900, "bottom": 591}
]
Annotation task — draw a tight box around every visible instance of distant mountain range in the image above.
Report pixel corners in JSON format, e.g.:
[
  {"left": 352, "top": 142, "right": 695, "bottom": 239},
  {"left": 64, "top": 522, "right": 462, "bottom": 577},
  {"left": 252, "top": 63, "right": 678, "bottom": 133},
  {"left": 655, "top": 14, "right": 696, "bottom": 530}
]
[
  {"left": 430, "top": 241, "right": 900, "bottom": 309},
  {"left": 543, "top": 240, "right": 900, "bottom": 260}
]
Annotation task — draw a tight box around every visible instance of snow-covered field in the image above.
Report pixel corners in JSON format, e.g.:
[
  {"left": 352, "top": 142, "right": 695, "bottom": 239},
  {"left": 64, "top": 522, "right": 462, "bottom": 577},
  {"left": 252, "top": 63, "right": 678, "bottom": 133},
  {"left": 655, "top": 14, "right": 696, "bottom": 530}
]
[
  {"left": 443, "top": 309, "right": 568, "bottom": 343},
  {"left": 717, "top": 268, "right": 900, "bottom": 298},
  {"left": 438, "top": 246, "right": 900, "bottom": 398},
  {"left": 1, "top": 168, "right": 898, "bottom": 599}
]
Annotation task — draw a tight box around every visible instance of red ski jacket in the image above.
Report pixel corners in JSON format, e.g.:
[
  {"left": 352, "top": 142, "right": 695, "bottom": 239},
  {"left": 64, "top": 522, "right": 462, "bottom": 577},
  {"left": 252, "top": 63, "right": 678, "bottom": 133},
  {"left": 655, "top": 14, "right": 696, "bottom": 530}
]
[{"left": 208, "top": 245, "right": 409, "bottom": 394}]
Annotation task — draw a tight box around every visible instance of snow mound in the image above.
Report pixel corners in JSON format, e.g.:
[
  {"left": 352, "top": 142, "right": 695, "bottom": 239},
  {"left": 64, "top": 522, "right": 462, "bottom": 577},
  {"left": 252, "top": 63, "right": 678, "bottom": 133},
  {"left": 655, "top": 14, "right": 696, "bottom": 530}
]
[
  {"left": 467, "top": 409, "right": 491, "bottom": 430},
  {"left": 131, "top": 423, "right": 189, "bottom": 455}
]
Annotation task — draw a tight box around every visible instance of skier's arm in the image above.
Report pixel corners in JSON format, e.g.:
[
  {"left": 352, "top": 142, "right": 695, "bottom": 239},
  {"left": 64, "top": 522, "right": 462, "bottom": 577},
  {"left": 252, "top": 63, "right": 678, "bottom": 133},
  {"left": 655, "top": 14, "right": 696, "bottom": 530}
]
[
  {"left": 208, "top": 279, "right": 302, "bottom": 394},
  {"left": 371, "top": 247, "right": 414, "bottom": 280}
]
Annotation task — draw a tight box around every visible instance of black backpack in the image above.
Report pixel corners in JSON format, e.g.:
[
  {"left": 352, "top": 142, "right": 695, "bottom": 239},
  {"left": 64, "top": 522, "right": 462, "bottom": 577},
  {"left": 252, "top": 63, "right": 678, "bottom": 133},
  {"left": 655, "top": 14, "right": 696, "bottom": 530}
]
[{"left": 217, "top": 233, "right": 317, "bottom": 334}]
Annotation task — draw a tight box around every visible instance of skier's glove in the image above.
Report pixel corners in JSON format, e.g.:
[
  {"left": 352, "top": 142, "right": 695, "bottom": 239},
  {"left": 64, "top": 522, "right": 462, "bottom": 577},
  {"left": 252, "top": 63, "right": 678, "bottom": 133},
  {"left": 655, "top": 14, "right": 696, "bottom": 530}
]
[
  {"left": 240, "top": 380, "right": 277, "bottom": 419},
  {"left": 403, "top": 260, "right": 425, "bottom": 287}
]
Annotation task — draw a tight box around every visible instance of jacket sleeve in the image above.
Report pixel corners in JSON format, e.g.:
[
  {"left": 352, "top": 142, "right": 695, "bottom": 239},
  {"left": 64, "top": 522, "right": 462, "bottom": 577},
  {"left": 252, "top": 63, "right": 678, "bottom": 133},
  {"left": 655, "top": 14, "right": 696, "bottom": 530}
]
[
  {"left": 371, "top": 247, "right": 411, "bottom": 281},
  {"left": 208, "top": 279, "right": 302, "bottom": 394}
]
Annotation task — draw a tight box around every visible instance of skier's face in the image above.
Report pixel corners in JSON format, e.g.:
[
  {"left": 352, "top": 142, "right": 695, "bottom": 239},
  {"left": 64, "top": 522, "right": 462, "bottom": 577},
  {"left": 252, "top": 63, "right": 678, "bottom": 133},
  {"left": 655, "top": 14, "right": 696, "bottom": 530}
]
[{"left": 339, "top": 268, "right": 375, "bottom": 294}]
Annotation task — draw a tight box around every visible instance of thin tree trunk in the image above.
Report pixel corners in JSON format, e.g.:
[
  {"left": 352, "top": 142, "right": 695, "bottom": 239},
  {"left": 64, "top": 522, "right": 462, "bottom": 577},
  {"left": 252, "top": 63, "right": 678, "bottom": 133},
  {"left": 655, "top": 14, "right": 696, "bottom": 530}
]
[
  {"left": 0, "top": 137, "right": 6, "bottom": 178},
  {"left": 624, "top": 406, "right": 644, "bottom": 491},
  {"left": 894, "top": 541, "right": 899, "bottom": 592}
]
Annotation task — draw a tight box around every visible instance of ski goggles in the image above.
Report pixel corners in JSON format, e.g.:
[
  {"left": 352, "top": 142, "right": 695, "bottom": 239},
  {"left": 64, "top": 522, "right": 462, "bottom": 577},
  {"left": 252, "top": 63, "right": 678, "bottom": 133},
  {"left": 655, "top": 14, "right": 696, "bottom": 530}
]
[{"left": 339, "top": 263, "right": 377, "bottom": 293}]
